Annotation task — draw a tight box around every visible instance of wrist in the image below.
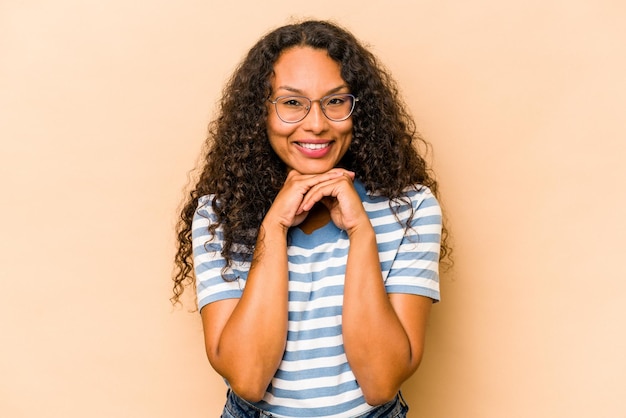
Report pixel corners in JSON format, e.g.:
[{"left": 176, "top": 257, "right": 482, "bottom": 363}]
[
  {"left": 260, "top": 217, "right": 290, "bottom": 238},
  {"left": 347, "top": 221, "right": 375, "bottom": 241}
]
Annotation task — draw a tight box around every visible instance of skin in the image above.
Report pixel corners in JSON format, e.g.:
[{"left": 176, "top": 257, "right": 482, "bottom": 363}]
[
  {"left": 266, "top": 47, "right": 354, "bottom": 177},
  {"left": 200, "top": 46, "right": 433, "bottom": 406}
]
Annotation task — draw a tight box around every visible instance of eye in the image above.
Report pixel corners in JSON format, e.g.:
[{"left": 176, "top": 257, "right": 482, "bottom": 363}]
[
  {"left": 279, "top": 97, "right": 306, "bottom": 108},
  {"left": 325, "top": 95, "right": 349, "bottom": 107}
]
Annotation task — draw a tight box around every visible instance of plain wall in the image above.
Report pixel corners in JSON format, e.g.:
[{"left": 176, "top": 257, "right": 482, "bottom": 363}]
[{"left": 2, "top": 1, "right": 625, "bottom": 417}]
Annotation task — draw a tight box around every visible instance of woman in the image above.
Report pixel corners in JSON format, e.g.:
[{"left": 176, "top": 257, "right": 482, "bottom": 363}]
[{"left": 173, "top": 20, "right": 447, "bottom": 418}]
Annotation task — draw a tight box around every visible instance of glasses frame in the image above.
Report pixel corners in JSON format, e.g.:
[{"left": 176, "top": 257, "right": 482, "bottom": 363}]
[{"left": 267, "top": 93, "right": 359, "bottom": 124}]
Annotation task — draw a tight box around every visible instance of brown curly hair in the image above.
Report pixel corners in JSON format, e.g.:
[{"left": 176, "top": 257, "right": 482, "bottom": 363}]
[{"left": 172, "top": 20, "right": 449, "bottom": 305}]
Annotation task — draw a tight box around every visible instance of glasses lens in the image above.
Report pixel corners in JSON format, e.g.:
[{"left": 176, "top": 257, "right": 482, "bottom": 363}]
[
  {"left": 322, "top": 94, "right": 355, "bottom": 121},
  {"left": 275, "top": 96, "right": 310, "bottom": 123}
]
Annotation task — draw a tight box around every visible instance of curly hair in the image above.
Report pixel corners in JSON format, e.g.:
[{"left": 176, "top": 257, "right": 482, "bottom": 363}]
[{"left": 172, "top": 20, "right": 449, "bottom": 305}]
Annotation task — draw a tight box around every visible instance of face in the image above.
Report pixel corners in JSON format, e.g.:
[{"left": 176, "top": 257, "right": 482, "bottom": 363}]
[{"left": 266, "top": 47, "right": 353, "bottom": 174}]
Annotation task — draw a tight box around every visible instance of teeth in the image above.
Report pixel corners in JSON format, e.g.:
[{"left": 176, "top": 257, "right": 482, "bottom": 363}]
[{"left": 299, "top": 142, "right": 329, "bottom": 150}]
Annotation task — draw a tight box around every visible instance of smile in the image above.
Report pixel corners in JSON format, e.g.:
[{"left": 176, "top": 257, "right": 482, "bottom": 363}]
[{"left": 297, "top": 142, "right": 331, "bottom": 150}]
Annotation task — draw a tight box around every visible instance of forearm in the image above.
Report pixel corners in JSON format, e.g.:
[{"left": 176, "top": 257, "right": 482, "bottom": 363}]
[
  {"left": 209, "top": 222, "right": 289, "bottom": 400},
  {"left": 342, "top": 226, "right": 417, "bottom": 405}
]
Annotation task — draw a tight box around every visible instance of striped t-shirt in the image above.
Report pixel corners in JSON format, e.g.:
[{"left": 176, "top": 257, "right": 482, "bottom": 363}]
[{"left": 192, "top": 180, "right": 441, "bottom": 417}]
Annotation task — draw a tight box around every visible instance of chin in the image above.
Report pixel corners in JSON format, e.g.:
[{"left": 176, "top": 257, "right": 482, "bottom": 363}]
[
  {"left": 296, "top": 166, "right": 334, "bottom": 175},
  {"left": 292, "top": 160, "right": 341, "bottom": 175}
]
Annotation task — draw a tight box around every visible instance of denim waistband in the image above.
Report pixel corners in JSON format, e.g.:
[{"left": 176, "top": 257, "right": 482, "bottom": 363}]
[
  {"left": 223, "top": 389, "right": 274, "bottom": 417},
  {"left": 222, "top": 389, "right": 408, "bottom": 418},
  {"left": 353, "top": 392, "right": 408, "bottom": 418}
]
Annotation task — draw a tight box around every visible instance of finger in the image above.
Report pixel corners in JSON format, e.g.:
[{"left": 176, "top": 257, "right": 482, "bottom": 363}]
[
  {"left": 283, "top": 171, "right": 341, "bottom": 217},
  {"left": 327, "top": 168, "right": 355, "bottom": 180},
  {"left": 342, "top": 170, "right": 356, "bottom": 181},
  {"left": 298, "top": 175, "right": 354, "bottom": 213},
  {"left": 319, "top": 196, "right": 338, "bottom": 212},
  {"left": 290, "top": 169, "right": 355, "bottom": 215},
  {"left": 288, "top": 170, "right": 344, "bottom": 197}
]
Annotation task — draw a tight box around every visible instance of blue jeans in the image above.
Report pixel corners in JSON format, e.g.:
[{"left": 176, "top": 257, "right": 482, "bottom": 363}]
[{"left": 220, "top": 389, "right": 409, "bottom": 418}]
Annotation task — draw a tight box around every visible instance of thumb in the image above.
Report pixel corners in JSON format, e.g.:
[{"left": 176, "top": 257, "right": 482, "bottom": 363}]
[{"left": 319, "top": 196, "right": 337, "bottom": 211}]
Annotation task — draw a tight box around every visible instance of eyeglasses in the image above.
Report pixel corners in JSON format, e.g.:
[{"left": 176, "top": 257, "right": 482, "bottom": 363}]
[{"left": 267, "top": 93, "right": 358, "bottom": 123}]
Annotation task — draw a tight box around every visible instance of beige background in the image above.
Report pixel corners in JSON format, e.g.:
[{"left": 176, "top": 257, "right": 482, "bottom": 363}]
[{"left": 2, "top": 1, "right": 625, "bottom": 417}]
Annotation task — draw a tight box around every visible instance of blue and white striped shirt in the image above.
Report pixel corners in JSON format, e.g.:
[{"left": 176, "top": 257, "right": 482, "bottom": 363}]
[{"left": 192, "top": 180, "right": 441, "bottom": 417}]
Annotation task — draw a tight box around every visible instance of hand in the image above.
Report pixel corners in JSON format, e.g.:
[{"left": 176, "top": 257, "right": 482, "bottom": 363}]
[
  {"left": 296, "top": 169, "right": 370, "bottom": 233},
  {"left": 264, "top": 169, "right": 349, "bottom": 230}
]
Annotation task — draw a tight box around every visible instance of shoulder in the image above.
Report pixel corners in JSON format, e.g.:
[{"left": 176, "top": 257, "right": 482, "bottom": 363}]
[
  {"left": 196, "top": 194, "right": 216, "bottom": 214},
  {"left": 355, "top": 180, "right": 437, "bottom": 203},
  {"left": 193, "top": 195, "right": 218, "bottom": 222},
  {"left": 405, "top": 185, "right": 441, "bottom": 217},
  {"left": 192, "top": 195, "right": 219, "bottom": 240},
  {"left": 355, "top": 180, "right": 441, "bottom": 223}
]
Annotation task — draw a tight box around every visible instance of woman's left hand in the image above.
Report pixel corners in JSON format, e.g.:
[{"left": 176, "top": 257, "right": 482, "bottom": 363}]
[{"left": 296, "top": 169, "right": 370, "bottom": 233}]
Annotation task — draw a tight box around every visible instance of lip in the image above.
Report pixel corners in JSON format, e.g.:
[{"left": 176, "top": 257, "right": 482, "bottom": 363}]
[{"left": 294, "top": 140, "right": 333, "bottom": 158}]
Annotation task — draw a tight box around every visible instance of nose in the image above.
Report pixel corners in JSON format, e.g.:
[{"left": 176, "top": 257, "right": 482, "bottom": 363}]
[{"left": 301, "top": 100, "right": 328, "bottom": 133}]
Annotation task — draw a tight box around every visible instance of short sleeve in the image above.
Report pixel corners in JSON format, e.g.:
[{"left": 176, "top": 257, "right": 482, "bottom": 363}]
[
  {"left": 192, "top": 196, "right": 246, "bottom": 311},
  {"left": 383, "top": 187, "right": 442, "bottom": 302}
]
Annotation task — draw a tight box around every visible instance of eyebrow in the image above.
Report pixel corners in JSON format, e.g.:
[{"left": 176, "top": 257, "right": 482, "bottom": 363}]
[{"left": 275, "top": 84, "right": 349, "bottom": 96}]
